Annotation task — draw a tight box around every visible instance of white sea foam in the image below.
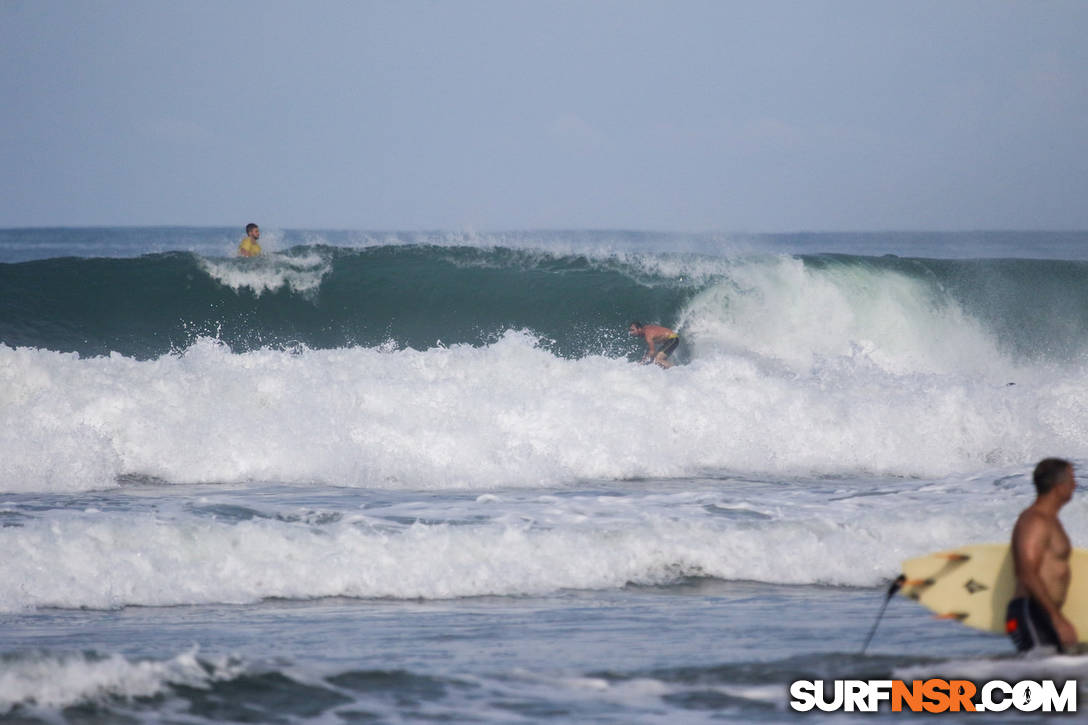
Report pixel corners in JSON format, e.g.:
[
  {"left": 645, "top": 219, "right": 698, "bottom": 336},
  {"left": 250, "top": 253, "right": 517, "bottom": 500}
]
[
  {"left": 197, "top": 250, "right": 332, "bottom": 296},
  {"left": 2, "top": 317, "right": 1087, "bottom": 495},
  {"left": 0, "top": 648, "right": 237, "bottom": 712},
  {"left": 678, "top": 255, "right": 1015, "bottom": 377},
  {"left": 1, "top": 479, "right": 1082, "bottom": 611}
]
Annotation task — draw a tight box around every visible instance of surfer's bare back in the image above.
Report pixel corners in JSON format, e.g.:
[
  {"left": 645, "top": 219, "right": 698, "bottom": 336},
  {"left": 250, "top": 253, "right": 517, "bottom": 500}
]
[{"left": 628, "top": 322, "right": 679, "bottom": 369}]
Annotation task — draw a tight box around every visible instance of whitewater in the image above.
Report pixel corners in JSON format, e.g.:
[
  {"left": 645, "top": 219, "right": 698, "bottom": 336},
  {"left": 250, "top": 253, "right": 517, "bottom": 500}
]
[{"left": 2, "top": 228, "right": 1088, "bottom": 723}]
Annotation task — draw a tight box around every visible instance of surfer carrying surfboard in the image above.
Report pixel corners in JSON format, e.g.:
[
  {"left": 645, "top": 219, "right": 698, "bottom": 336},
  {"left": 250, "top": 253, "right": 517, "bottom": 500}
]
[
  {"left": 1007, "top": 457, "right": 1078, "bottom": 652},
  {"left": 629, "top": 322, "right": 679, "bottom": 369}
]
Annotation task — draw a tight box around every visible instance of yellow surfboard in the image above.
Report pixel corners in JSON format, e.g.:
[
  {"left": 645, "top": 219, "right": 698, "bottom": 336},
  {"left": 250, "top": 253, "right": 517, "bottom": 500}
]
[{"left": 899, "top": 543, "right": 1088, "bottom": 642}]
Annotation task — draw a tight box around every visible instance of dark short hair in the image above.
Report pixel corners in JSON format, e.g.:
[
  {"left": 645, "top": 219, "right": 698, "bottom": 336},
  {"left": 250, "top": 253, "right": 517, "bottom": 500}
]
[
  {"left": 246, "top": 223, "right": 258, "bottom": 234},
  {"left": 629, "top": 321, "right": 643, "bottom": 329},
  {"left": 1033, "top": 458, "right": 1072, "bottom": 495}
]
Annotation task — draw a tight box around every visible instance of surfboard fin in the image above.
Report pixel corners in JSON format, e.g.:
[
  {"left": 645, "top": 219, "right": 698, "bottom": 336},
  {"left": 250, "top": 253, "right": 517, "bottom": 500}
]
[
  {"left": 903, "top": 578, "right": 936, "bottom": 588},
  {"left": 935, "top": 612, "right": 969, "bottom": 621}
]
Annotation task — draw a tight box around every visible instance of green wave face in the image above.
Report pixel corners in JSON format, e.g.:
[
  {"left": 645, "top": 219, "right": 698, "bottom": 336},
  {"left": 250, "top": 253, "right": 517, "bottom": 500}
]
[
  {"left": 5, "top": 243, "right": 1088, "bottom": 369},
  {"left": 0, "top": 246, "right": 694, "bottom": 359}
]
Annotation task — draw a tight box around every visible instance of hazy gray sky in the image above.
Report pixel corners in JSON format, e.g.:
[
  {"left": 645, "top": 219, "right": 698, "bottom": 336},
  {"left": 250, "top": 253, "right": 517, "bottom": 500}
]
[{"left": 3, "top": 0, "right": 1086, "bottom": 231}]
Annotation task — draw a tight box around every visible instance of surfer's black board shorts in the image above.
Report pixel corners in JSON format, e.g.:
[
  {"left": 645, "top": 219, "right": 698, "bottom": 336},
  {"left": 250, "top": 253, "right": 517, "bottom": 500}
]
[
  {"left": 1005, "top": 597, "right": 1062, "bottom": 653},
  {"left": 660, "top": 336, "right": 679, "bottom": 358}
]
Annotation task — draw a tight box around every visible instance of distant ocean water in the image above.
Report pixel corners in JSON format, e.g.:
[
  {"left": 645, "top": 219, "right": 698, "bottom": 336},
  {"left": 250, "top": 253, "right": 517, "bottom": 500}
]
[{"left": 2, "top": 228, "right": 1087, "bottom": 723}]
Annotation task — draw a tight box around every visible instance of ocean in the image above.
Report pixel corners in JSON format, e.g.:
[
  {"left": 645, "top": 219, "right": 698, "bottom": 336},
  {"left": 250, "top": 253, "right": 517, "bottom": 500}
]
[{"left": 1, "top": 227, "right": 1087, "bottom": 723}]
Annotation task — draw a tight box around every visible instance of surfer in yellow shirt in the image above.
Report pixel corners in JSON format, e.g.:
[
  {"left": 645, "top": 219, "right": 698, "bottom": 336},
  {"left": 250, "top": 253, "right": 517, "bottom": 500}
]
[
  {"left": 1007, "top": 458, "right": 1077, "bottom": 652},
  {"left": 629, "top": 322, "right": 680, "bottom": 368},
  {"left": 238, "top": 223, "right": 262, "bottom": 257}
]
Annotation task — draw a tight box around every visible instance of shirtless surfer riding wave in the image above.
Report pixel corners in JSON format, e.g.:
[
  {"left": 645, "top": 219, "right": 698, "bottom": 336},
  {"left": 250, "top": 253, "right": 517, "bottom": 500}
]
[{"left": 629, "top": 322, "right": 680, "bottom": 369}]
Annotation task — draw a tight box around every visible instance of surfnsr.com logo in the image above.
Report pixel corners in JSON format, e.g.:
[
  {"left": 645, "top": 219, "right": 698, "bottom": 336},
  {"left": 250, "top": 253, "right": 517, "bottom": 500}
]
[{"left": 789, "top": 679, "right": 1077, "bottom": 713}]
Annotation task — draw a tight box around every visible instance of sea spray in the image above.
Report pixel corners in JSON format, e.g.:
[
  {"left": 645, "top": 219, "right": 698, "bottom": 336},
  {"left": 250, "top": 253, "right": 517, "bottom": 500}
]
[
  {"left": 0, "top": 329, "right": 1081, "bottom": 494},
  {"left": 0, "top": 477, "right": 1058, "bottom": 611}
]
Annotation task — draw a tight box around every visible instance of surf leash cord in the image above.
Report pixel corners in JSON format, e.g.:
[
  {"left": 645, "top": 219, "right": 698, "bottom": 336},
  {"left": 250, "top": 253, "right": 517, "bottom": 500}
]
[{"left": 860, "top": 574, "right": 906, "bottom": 655}]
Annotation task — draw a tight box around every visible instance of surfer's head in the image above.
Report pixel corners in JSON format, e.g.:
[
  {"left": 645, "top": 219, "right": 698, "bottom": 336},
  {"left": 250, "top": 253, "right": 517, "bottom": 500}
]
[
  {"left": 629, "top": 322, "right": 643, "bottom": 337},
  {"left": 245, "top": 223, "right": 260, "bottom": 239},
  {"left": 1033, "top": 457, "right": 1074, "bottom": 498}
]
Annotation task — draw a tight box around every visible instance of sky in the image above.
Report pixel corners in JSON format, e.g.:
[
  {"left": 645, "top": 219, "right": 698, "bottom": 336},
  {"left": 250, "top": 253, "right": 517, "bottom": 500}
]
[{"left": 2, "top": 0, "right": 1087, "bottom": 232}]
